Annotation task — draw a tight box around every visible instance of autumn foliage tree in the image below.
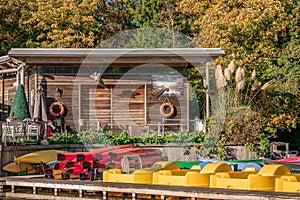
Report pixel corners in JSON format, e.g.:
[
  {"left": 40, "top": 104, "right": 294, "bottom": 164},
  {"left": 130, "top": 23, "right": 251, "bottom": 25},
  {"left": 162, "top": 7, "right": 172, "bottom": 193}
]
[
  {"left": 0, "top": 0, "right": 299, "bottom": 152},
  {"left": 178, "top": 0, "right": 299, "bottom": 140}
]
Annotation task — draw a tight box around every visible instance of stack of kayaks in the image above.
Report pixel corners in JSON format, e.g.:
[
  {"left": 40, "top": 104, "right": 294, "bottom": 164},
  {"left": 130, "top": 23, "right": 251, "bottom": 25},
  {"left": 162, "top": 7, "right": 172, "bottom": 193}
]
[
  {"left": 4, "top": 145, "right": 162, "bottom": 180},
  {"left": 52, "top": 144, "right": 165, "bottom": 180},
  {"left": 52, "top": 151, "right": 105, "bottom": 180}
]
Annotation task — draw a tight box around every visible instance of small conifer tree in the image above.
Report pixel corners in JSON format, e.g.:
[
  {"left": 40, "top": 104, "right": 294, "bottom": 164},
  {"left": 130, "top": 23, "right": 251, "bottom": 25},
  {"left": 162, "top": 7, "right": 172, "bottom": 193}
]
[{"left": 9, "top": 84, "right": 31, "bottom": 121}]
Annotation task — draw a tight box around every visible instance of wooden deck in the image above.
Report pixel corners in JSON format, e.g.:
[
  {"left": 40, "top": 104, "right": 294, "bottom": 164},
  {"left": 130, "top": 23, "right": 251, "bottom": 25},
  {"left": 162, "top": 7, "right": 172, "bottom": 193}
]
[{"left": 0, "top": 176, "right": 300, "bottom": 200}]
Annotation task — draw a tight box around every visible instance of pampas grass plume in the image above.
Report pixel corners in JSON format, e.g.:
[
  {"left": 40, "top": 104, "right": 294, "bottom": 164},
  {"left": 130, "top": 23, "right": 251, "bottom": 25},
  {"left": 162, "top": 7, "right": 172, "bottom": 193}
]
[
  {"left": 251, "top": 81, "right": 259, "bottom": 91},
  {"left": 251, "top": 69, "right": 256, "bottom": 80},
  {"left": 235, "top": 67, "right": 245, "bottom": 91},
  {"left": 235, "top": 67, "right": 245, "bottom": 83},
  {"left": 224, "top": 67, "right": 231, "bottom": 81},
  {"left": 215, "top": 64, "right": 227, "bottom": 89},
  {"left": 237, "top": 80, "right": 245, "bottom": 91},
  {"left": 261, "top": 82, "right": 269, "bottom": 90},
  {"left": 228, "top": 59, "right": 235, "bottom": 74}
]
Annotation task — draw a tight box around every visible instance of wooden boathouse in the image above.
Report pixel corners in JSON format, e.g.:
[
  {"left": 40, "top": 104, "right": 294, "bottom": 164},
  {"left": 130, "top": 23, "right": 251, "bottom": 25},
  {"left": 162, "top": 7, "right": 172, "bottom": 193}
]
[{"left": 0, "top": 48, "right": 224, "bottom": 135}]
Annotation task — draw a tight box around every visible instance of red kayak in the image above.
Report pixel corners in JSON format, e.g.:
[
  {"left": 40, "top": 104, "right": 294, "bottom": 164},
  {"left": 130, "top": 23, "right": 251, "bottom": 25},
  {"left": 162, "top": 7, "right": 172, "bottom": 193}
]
[
  {"left": 57, "top": 152, "right": 95, "bottom": 162},
  {"left": 90, "top": 144, "right": 132, "bottom": 154},
  {"left": 274, "top": 156, "right": 300, "bottom": 163},
  {"left": 93, "top": 148, "right": 162, "bottom": 165},
  {"left": 107, "top": 148, "right": 160, "bottom": 160},
  {"left": 53, "top": 160, "right": 96, "bottom": 170},
  {"left": 57, "top": 145, "right": 133, "bottom": 162},
  {"left": 110, "top": 155, "right": 165, "bottom": 168}
]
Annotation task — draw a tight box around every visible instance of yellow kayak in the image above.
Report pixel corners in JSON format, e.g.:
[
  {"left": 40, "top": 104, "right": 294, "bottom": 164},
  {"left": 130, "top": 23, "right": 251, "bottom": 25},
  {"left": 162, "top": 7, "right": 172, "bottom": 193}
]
[
  {"left": 2, "top": 161, "right": 36, "bottom": 174},
  {"left": 14, "top": 150, "right": 70, "bottom": 164},
  {"left": 149, "top": 161, "right": 180, "bottom": 171}
]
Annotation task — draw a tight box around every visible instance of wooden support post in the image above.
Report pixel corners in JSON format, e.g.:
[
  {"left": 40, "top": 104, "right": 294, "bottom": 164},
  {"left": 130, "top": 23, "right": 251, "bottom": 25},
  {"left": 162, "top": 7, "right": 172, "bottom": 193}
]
[
  {"left": 103, "top": 191, "right": 107, "bottom": 200},
  {"left": 128, "top": 125, "right": 132, "bottom": 136},
  {"left": 16, "top": 72, "right": 19, "bottom": 86},
  {"left": 33, "top": 187, "right": 36, "bottom": 194},
  {"left": 11, "top": 185, "right": 15, "bottom": 193},
  {"left": 0, "top": 180, "right": 4, "bottom": 193},
  {"left": 21, "top": 65, "right": 24, "bottom": 85},
  {"left": 54, "top": 188, "right": 58, "bottom": 196},
  {"left": 158, "top": 122, "right": 161, "bottom": 135},
  {"left": 151, "top": 195, "right": 156, "bottom": 200},
  {"left": 79, "top": 189, "right": 83, "bottom": 198},
  {"left": 160, "top": 195, "right": 165, "bottom": 200},
  {"left": 186, "top": 82, "right": 190, "bottom": 132},
  {"left": 132, "top": 192, "right": 136, "bottom": 200}
]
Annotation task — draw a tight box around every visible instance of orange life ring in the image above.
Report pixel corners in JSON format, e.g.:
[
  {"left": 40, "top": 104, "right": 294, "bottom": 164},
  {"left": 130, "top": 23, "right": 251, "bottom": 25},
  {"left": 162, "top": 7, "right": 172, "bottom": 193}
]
[
  {"left": 160, "top": 103, "right": 174, "bottom": 118},
  {"left": 49, "top": 102, "right": 64, "bottom": 117}
]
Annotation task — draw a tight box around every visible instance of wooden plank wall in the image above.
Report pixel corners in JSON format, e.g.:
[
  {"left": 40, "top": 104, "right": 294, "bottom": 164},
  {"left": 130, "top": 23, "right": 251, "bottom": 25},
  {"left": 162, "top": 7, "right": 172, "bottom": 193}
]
[
  {"left": 80, "top": 85, "right": 111, "bottom": 125},
  {"left": 34, "top": 73, "right": 189, "bottom": 135},
  {"left": 112, "top": 85, "right": 145, "bottom": 130}
]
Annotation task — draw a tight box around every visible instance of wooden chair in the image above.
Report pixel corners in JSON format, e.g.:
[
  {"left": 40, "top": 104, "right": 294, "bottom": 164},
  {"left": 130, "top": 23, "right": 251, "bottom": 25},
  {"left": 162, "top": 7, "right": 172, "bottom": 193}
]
[
  {"left": 2, "top": 120, "right": 24, "bottom": 145},
  {"left": 26, "top": 123, "right": 40, "bottom": 141},
  {"left": 2, "top": 125, "right": 14, "bottom": 146}
]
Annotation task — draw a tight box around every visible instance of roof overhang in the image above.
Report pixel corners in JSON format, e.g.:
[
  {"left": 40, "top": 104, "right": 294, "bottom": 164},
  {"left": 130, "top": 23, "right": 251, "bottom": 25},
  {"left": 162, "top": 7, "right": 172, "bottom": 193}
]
[
  {"left": 8, "top": 48, "right": 225, "bottom": 67},
  {"left": 0, "top": 55, "right": 26, "bottom": 75}
]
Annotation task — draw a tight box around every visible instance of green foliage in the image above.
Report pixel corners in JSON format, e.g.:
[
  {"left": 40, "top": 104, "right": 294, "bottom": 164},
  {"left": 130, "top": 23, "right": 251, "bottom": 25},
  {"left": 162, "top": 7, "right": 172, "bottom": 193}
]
[
  {"left": 244, "top": 143, "right": 258, "bottom": 154},
  {"left": 264, "top": 0, "right": 300, "bottom": 135},
  {"left": 100, "top": 26, "right": 197, "bottom": 48},
  {"left": 198, "top": 134, "right": 216, "bottom": 158},
  {"left": 48, "top": 129, "right": 205, "bottom": 146},
  {"left": 9, "top": 84, "right": 31, "bottom": 121},
  {"left": 134, "top": 0, "right": 194, "bottom": 36},
  {"left": 180, "top": 0, "right": 299, "bottom": 139},
  {"left": 48, "top": 132, "right": 82, "bottom": 144},
  {"left": 259, "top": 133, "right": 271, "bottom": 155},
  {"left": 216, "top": 133, "right": 227, "bottom": 160}
]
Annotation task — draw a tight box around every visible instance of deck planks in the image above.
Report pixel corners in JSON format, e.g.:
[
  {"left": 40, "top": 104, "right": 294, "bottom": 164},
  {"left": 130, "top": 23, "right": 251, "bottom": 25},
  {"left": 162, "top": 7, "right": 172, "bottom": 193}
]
[{"left": 1, "top": 177, "right": 300, "bottom": 200}]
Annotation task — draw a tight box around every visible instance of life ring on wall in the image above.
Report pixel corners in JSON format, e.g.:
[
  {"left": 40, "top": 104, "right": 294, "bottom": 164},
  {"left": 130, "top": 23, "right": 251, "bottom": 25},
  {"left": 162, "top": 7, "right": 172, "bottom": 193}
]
[
  {"left": 160, "top": 103, "right": 174, "bottom": 118},
  {"left": 49, "top": 102, "right": 65, "bottom": 117}
]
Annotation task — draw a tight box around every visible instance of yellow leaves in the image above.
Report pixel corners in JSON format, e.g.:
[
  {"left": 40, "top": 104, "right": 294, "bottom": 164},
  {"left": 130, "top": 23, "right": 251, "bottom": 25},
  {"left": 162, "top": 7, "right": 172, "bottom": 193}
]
[
  {"left": 17, "top": 0, "right": 100, "bottom": 48},
  {"left": 180, "top": 0, "right": 289, "bottom": 72},
  {"left": 268, "top": 114, "right": 297, "bottom": 135}
]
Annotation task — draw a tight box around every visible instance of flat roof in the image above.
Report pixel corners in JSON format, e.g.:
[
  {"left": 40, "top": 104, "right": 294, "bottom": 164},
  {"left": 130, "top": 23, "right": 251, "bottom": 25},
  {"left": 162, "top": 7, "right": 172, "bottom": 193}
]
[{"left": 8, "top": 48, "right": 225, "bottom": 66}]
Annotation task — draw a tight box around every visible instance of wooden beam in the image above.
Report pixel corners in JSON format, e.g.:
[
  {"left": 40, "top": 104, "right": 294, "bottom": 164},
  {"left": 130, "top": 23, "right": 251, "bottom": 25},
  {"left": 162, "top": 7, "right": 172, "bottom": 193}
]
[{"left": 2, "top": 178, "right": 300, "bottom": 200}]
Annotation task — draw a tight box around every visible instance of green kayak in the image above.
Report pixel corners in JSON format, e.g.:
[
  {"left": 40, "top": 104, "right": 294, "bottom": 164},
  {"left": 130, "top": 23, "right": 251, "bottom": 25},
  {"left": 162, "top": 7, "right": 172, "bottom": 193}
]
[
  {"left": 226, "top": 158, "right": 263, "bottom": 163},
  {"left": 175, "top": 161, "right": 199, "bottom": 169}
]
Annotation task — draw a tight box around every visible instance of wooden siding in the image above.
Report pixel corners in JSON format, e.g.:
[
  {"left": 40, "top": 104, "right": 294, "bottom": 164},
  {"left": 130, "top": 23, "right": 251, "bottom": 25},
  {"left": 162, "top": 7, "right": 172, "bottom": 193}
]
[
  {"left": 0, "top": 71, "right": 189, "bottom": 135},
  {"left": 80, "top": 85, "right": 111, "bottom": 124},
  {"left": 112, "top": 85, "right": 145, "bottom": 129}
]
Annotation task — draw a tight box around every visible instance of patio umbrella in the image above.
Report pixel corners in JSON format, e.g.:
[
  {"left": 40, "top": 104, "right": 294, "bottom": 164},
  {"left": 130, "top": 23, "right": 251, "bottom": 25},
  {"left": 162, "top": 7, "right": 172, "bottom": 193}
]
[
  {"left": 32, "top": 85, "right": 48, "bottom": 139},
  {"left": 33, "top": 85, "right": 48, "bottom": 122}
]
